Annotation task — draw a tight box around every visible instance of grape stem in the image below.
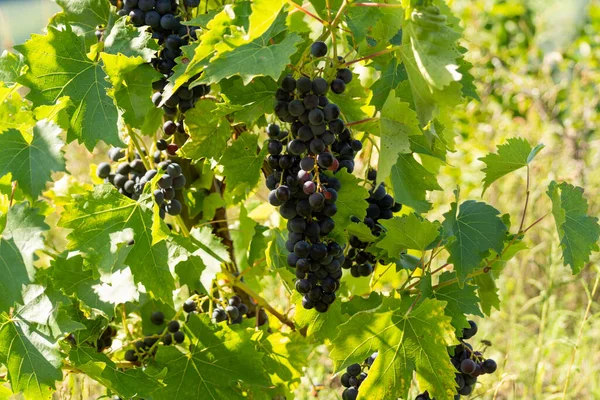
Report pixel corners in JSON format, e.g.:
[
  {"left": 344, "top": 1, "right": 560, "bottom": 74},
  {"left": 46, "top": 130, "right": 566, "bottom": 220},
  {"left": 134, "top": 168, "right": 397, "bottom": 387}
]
[
  {"left": 221, "top": 269, "right": 297, "bottom": 331},
  {"left": 346, "top": 117, "right": 379, "bottom": 127},
  {"left": 286, "top": 0, "right": 327, "bottom": 25},
  {"left": 518, "top": 165, "right": 530, "bottom": 232},
  {"left": 126, "top": 126, "right": 152, "bottom": 171},
  {"left": 344, "top": 47, "right": 399, "bottom": 66}
]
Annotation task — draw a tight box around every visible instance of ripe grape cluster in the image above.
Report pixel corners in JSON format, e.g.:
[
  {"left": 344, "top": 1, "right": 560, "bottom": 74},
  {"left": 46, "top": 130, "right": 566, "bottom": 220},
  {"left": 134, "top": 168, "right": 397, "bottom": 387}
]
[
  {"left": 210, "top": 295, "right": 269, "bottom": 327},
  {"left": 124, "top": 311, "right": 185, "bottom": 363},
  {"left": 97, "top": 145, "right": 185, "bottom": 217},
  {"left": 113, "top": 0, "right": 211, "bottom": 145},
  {"left": 266, "top": 42, "right": 360, "bottom": 313},
  {"left": 343, "top": 170, "right": 402, "bottom": 278},
  {"left": 340, "top": 352, "right": 378, "bottom": 400},
  {"left": 415, "top": 321, "right": 498, "bottom": 400}
]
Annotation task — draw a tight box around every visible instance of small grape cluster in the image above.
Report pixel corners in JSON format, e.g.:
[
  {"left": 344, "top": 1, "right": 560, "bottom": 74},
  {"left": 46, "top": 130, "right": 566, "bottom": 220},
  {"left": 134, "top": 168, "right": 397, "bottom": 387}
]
[
  {"left": 96, "top": 146, "right": 185, "bottom": 217},
  {"left": 211, "top": 296, "right": 268, "bottom": 326},
  {"left": 124, "top": 311, "right": 185, "bottom": 362},
  {"left": 415, "top": 321, "right": 498, "bottom": 400},
  {"left": 340, "top": 352, "right": 378, "bottom": 400},
  {"left": 96, "top": 325, "right": 117, "bottom": 352},
  {"left": 343, "top": 170, "right": 402, "bottom": 278},
  {"left": 265, "top": 42, "right": 362, "bottom": 313}
]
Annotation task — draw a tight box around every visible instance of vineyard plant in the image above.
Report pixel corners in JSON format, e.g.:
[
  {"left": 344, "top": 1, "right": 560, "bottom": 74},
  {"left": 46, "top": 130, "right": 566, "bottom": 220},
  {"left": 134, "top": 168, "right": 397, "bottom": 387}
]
[{"left": 0, "top": 0, "right": 598, "bottom": 399}]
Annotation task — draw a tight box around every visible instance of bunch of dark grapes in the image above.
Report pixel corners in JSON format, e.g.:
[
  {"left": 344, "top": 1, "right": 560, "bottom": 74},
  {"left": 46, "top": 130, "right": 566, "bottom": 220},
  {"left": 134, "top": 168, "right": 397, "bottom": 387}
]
[
  {"left": 343, "top": 170, "right": 402, "bottom": 278},
  {"left": 124, "top": 311, "right": 185, "bottom": 362},
  {"left": 113, "top": 0, "right": 210, "bottom": 146},
  {"left": 97, "top": 144, "right": 185, "bottom": 217},
  {"left": 340, "top": 352, "right": 378, "bottom": 400},
  {"left": 209, "top": 295, "right": 269, "bottom": 326},
  {"left": 265, "top": 42, "right": 361, "bottom": 313},
  {"left": 415, "top": 321, "right": 498, "bottom": 400}
]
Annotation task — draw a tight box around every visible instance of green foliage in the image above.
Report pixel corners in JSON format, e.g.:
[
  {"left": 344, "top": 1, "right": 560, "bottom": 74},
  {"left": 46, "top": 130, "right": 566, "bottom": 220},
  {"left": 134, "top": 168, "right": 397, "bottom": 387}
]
[{"left": 0, "top": 1, "right": 598, "bottom": 399}]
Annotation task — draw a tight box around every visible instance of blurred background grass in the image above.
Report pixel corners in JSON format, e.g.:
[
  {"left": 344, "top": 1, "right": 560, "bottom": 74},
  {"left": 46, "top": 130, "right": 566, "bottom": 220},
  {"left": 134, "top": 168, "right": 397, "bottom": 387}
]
[{"left": 2, "top": 0, "right": 599, "bottom": 399}]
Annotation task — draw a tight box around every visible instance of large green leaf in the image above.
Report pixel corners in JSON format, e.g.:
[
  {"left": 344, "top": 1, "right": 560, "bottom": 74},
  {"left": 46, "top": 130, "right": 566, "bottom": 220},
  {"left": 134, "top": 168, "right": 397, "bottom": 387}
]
[
  {"left": 221, "top": 133, "right": 268, "bottom": 201},
  {"left": 369, "top": 57, "right": 408, "bottom": 111},
  {"left": 0, "top": 312, "right": 63, "bottom": 400},
  {"left": 329, "top": 297, "right": 457, "bottom": 400},
  {"left": 103, "top": 17, "right": 159, "bottom": 62},
  {"left": 0, "top": 122, "right": 65, "bottom": 199},
  {"left": 0, "top": 86, "right": 35, "bottom": 137},
  {"left": 0, "top": 239, "right": 31, "bottom": 313},
  {"left": 389, "top": 153, "right": 441, "bottom": 214},
  {"left": 59, "top": 185, "right": 174, "bottom": 303},
  {"left": 547, "top": 181, "right": 600, "bottom": 274},
  {"left": 15, "top": 26, "right": 120, "bottom": 149},
  {"left": 480, "top": 138, "right": 544, "bottom": 194},
  {"left": 69, "top": 346, "right": 162, "bottom": 398},
  {"left": 433, "top": 272, "right": 483, "bottom": 332},
  {"left": 102, "top": 53, "right": 163, "bottom": 134},
  {"left": 151, "top": 314, "right": 271, "bottom": 399},
  {"left": 442, "top": 199, "right": 507, "bottom": 284},
  {"left": 4, "top": 202, "right": 49, "bottom": 269},
  {"left": 52, "top": 0, "right": 111, "bottom": 48},
  {"left": 180, "top": 100, "right": 232, "bottom": 162},
  {"left": 376, "top": 213, "right": 440, "bottom": 258},
  {"left": 198, "top": 13, "right": 302, "bottom": 85},
  {"left": 293, "top": 293, "right": 345, "bottom": 342},
  {"left": 378, "top": 92, "right": 420, "bottom": 184},
  {"left": 0, "top": 51, "right": 24, "bottom": 86},
  {"left": 220, "top": 76, "right": 277, "bottom": 126}
]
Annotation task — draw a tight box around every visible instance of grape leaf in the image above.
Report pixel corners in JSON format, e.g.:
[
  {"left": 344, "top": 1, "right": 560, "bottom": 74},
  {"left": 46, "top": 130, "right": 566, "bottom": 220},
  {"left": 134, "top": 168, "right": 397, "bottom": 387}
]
[
  {"left": 198, "top": 13, "right": 302, "bottom": 85},
  {"left": 33, "top": 97, "right": 73, "bottom": 131},
  {"left": 442, "top": 199, "right": 507, "bottom": 284},
  {"left": 480, "top": 138, "right": 544, "bottom": 194},
  {"left": 345, "top": 5, "right": 381, "bottom": 43},
  {"left": 4, "top": 202, "right": 49, "bottom": 269},
  {"left": 103, "top": 17, "right": 160, "bottom": 62},
  {"left": 51, "top": 254, "right": 116, "bottom": 318},
  {"left": 376, "top": 213, "right": 440, "bottom": 257},
  {"left": 266, "top": 229, "right": 288, "bottom": 270},
  {"left": 0, "top": 312, "right": 63, "bottom": 400},
  {"left": 346, "top": 222, "right": 377, "bottom": 243},
  {"left": 293, "top": 292, "right": 345, "bottom": 342},
  {"left": 15, "top": 25, "right": 120, "bottom": 149},
  {"left": 52, "top": 0, "right": 111, "bottom": 48},
  {"left": 0, "top": 122, "right": 65, "bottom": 199},
  {"left": 69, "top": 346, "right": 162, "bottom": 398},
  {"left": 101, "top": 53, "right": 163, "bottom": 134},
  {"left": 167, "top": 236, "right": 208, "bottom": 294},
  {"left": 220, "top": 76, "right": 277, "bottom": 126},
  {"left": 433, "top": 272, "right": 483, "bottom": 332},
  {"left": 221, "top": 133, "right": 268, "bottom": 201},
  {"left": 151, "top": 314, "right": 271, "bottom": 400},
  {"left": 378, "top": 92, "right": 420, "bottom": 184},
  {"left": 231, "top": 205, "right": 257, "bottom": 268},
  {"left": 247, "top": 0, "right": 285, "bottom": 41},
  {"left": 59, "top": 185, "right": 174, "bottom": 303},
  {"left": 547, "top": 181, "right": 600, "bottom": 274},
  {"left": 0, "top": 239, "right": 31, "bottom": 313},
  {"left": 390, "top": 153, "right": 441, "bottom": 214},
  {"left": 0, "top": 86, "right": 36, "bottom": 136},
  {"left": 329, "top": 298, "right": 457, "bottom": 400},
  {"left": 0, "top": 51, "right": 24, "bottom": 86},
  {"left": 403, "top": 6, "right": 462, "bottom": 90},
  {"left": 330, "top": 170, "right": 370, "bottom": 239},
  {"left": 180, "top": 100, "right": 232, "bottom": 162},
  {"left": 472, "top": 274, "right": 498, "bottom": 317},
  {"left": 369, "top": 57, "right": 408, "bottom": 111}
]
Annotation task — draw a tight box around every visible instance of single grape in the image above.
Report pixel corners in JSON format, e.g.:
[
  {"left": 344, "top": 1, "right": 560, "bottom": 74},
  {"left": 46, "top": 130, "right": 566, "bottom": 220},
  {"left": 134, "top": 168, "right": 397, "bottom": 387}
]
[
  {"left": 310, "top": 41, "right": 328, "bottom": 57},
  {"left": 167, "top": 320, "right": 180, "bottom": 333},
  {"left": 150, "top": 311, "right": 165, "bottom": 325}
]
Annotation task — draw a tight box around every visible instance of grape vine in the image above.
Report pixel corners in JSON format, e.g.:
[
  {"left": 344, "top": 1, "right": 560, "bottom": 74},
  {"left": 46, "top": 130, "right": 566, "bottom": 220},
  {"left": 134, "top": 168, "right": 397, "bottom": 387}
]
[{"left": 0, "top": 1, "right": 597, "bottom": 400}]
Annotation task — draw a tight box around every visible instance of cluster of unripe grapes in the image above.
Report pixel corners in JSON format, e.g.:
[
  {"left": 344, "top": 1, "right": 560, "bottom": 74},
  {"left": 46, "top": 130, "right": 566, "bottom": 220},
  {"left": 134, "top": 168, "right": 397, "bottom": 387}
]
[
  {"left": 96, "top": 145, "right": 185, "bottom": 217},
  {"left": 124, "top": 311, "right": 185, "bottom": 362},
  {"left": 343, "top": 170, "right": 402, "bottom": 277},
  {"left": 266, "top": 41, "right": 361, "bottom": 313},
  {"left": 340, "top": 352, "right": 378, "bottom": 400},
  {"left": 415, "top": 321, "right": 497, "bottom": 400},
  {"left": 210, "top": 295, "right": 268, "bottom": 327}
]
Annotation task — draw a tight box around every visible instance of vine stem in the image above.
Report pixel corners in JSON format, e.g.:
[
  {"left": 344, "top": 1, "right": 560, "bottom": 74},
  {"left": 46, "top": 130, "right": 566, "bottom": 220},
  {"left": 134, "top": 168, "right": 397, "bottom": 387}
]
[
  {"left": 121, "top": 304, "right": 133, "bottom": 341},
  {"left": 518, "top": 165, "right": 531, "bottom": 232},
  {"left": 286, "top": 0, "right": 327, "bottom": 25},
  {"left": 562, "top": 269, "right": 600, "bottom": 399},
  {"left": 221, "top": 269, "right": 297, "bottom": 331},
  {"left": 126, "top": 126, "right": 152, "bottom": 171},
  {"left": 351, "top": 2, "right": 403, "bottom": 7},
  {"left": 346, "top": 117, "right": 379, "bottom": 127},
  {"left": 344, "top": 47, "right": 398, "bottom": 66}
]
